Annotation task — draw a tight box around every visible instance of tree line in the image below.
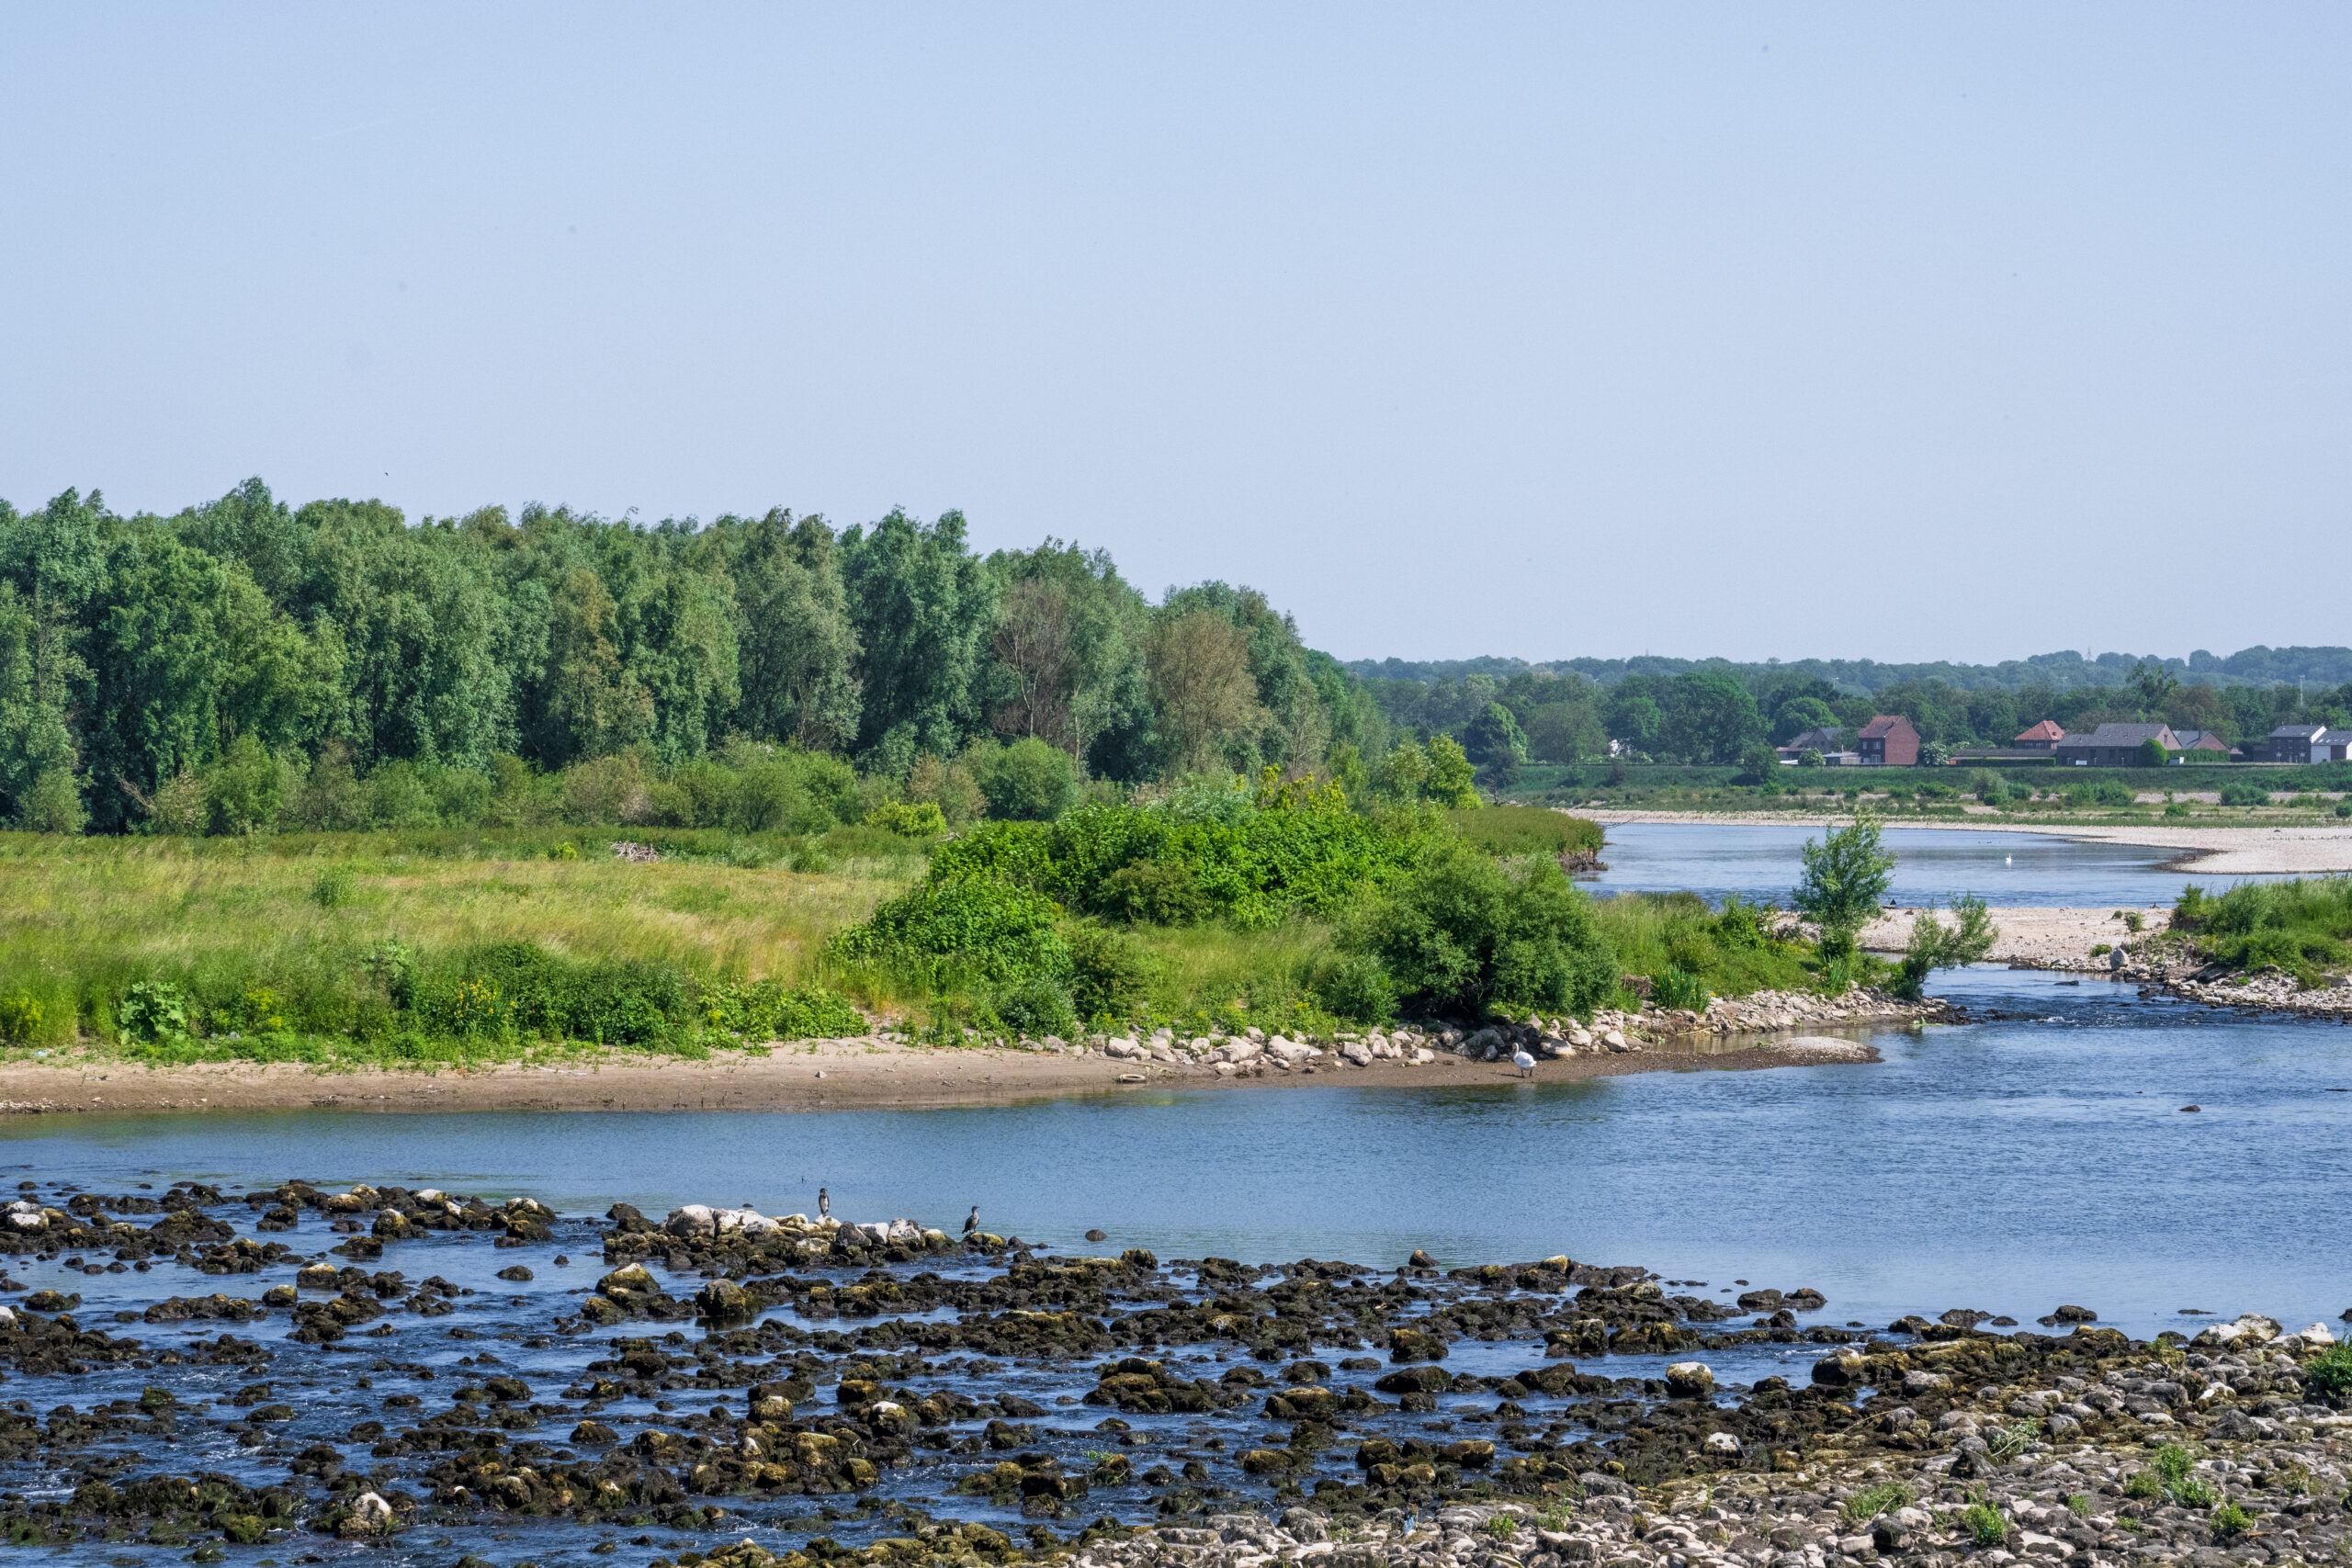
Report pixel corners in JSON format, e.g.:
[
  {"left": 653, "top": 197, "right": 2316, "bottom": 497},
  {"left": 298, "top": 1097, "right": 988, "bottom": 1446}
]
[
  {"left": 0, "top": 481, "right": 1393, "bottom": 833},
  {"left": 1366, "top": 660, "right": 2352, "bottom": 780}
]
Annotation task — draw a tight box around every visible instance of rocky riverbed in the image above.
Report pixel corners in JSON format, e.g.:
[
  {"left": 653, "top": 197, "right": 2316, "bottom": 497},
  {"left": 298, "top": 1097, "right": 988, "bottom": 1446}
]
[{"left": 0, "top": 1179, "right": 2345, "bottom": 1568}]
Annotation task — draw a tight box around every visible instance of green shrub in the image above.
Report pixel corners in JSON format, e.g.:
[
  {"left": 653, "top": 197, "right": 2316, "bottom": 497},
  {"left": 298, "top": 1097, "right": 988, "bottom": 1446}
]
[
  {"left": 1841, "top": 1483, "right": 1912, "bottom": 1524},
  {"left": 413, "top": 944, "right": 696, "bottom": 1046},
  {"left": 1960, "top": 1501, "right": 2007, "bottom": 1547},
  {"left": 1097, "top": 859, "right": 1213, "bottom": 926},
  {"left": 975, "top": 738, "right": 1078, "bottom": 821},
  {"left": 2305, "top": 1342, "right": 2352, "bottom": 1401},
  {"left": 1345, "top": 840, "right": 1617, "bottom": 1020},
  {"left": 867, "top": 800, "right": 947, "bottom": 838},
  {"left": 311, "top": 867, "right": 355, "bottom": 908},
  {"left": 699, "top": 980, "right": 865, "bottom": 1042},
  {"left": 1317, "top": 954, "right": 1397, "bottom": 1023},
  {"left": 2220, "top": 781, "right": 2271, "bottom": 807},
  {"left": 994, "top": 976, "right": 1078, "bottom": 1038},
  {"left": 1064, "top": 923, "right": 1156, "bottom": 1021},
  {"left": 16, "top": 769, "right": 85, "bottom": 834},
  {"left": 0, "top": 991, "right": 40, "bottom": 1044},
  {"left": 2210, "top": 1501, "right": 2253, "bottom": 1540},
  {"left": 119, "top": 980, "right": 191, "bottom": 1043},
  {"left": 1651, "top": 966, "right": 1708, "bottom": 1010},
  {"left": 832, "top": 876, "right": 1069, "bottom": 987},
  {"left": 2153, "top": 1444, "right": 2195, "bottom": 1488}
]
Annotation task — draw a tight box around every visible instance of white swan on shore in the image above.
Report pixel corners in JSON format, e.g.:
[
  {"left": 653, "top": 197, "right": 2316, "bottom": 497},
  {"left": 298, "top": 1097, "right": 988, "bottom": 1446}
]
[{"left": 1512, "top": 1049, "right": 1535, "bottom": 1078}]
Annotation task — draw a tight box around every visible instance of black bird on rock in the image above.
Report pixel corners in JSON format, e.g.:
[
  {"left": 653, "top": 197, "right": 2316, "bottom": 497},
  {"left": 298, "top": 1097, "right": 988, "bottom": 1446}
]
[
  {"left": 964, "top": 1205, "right": 980, "bottom": 1237},
  {"left": 817, "top": 1187, "right": 830, "bottom": 1219}
]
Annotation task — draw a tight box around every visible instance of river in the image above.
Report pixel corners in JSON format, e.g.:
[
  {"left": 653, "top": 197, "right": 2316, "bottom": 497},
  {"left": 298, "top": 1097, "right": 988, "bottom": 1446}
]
[{"left": 1589, "top": 820, "right": 2280, "bottom": 908}]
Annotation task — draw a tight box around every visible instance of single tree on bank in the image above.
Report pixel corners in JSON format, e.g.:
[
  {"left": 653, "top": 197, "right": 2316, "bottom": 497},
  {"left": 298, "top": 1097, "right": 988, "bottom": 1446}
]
[
  {"left": 1792, "top": 817, "right": 1895, "bottom": 957},
  {"left": 1894, "top": 895, "right": 1998, "bottom": 999}
]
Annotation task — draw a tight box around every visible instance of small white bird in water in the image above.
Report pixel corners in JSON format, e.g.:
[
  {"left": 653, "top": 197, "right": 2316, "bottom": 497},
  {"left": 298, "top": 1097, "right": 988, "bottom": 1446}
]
[{"left": 1512, "top": 1048, "right": 1536, "bottom": 1078}]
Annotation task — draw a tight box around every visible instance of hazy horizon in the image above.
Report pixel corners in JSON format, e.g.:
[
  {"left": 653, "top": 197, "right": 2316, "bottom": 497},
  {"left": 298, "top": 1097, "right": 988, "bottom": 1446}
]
[{"left": 5, "top": 6, "right": 2346, "bottom": 664}]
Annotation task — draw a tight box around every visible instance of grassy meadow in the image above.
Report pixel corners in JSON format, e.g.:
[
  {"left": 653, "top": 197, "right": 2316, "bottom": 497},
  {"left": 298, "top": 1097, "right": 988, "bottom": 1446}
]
[{"left": 0, "top": 807, "right": 1846, "bottom": 1069}]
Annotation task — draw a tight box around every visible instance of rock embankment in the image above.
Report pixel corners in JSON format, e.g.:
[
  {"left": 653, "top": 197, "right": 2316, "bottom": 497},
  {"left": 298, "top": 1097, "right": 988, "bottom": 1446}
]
[{"left": 917, "top": 988, "right": 1940, "bottom": 1080}]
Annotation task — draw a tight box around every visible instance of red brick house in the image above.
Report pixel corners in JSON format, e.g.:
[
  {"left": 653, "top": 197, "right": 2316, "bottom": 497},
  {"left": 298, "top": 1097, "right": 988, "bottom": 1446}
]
[
  {"left": 2011, "top": 720, "right": 2065, "bottom": 751},
  {"left": 1857, "top": 715, "right": 1920, "bottom": 767}
]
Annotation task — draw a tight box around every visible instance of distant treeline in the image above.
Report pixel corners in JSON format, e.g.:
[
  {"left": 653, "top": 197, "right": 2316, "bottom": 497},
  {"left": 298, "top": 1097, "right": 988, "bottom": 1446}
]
[
  {"left": 0, "top": 481, "right": 1395, "bottom": 833},
  {"left": 1362, "top": 661, "right": 2352, "bottom": 779},
  {"left": 1351, "top": 647, "right": 2352, "bottom": 695}
]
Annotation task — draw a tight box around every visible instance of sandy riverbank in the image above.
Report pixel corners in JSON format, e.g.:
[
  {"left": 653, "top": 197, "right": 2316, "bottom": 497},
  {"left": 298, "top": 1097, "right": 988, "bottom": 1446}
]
[
  {"left": 1858, "top": 903, "right": 2159, "bottom": 967},
  {"left": 0, "top": 1029, "right": 1890, "bottom": 1118},
  {"left": 1578, "top": 809, "right": 2352, "bottom": 874}
]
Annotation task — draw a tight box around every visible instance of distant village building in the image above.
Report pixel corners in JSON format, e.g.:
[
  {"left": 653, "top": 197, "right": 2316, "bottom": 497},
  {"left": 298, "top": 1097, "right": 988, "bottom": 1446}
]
[
  {"left": 1775, "top": 727, "right": 1843, "bottom": 764},
  {"left": 2011, "top": 720, "right": 2065, "bottom": 751},
  {"left": 2054, "top": 722, "right": 2180, "bottom": 767},
  {"left": 2252, "top": 724, "right": 2349, "bottom": 763},
  {"left": 1855, "top": 715, "right": 1920, "bottom": 767},
  {"left": 2169, "top": 728, "right": 2233, "bottom": 756}
]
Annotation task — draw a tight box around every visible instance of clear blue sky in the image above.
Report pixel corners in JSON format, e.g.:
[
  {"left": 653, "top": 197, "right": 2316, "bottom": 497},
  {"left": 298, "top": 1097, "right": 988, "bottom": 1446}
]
[{"left": 3, "top": 6, "right": 2345, "bottom": 664}]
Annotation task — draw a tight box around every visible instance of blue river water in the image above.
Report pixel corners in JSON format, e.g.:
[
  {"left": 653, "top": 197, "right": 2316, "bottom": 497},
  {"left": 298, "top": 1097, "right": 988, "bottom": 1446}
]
[
  {"left": 1589, "top": 820, "right": 2271, "bottom": 908},
  {"left": 7, "top": 966, "right": 2348, "bottom": 1339}
]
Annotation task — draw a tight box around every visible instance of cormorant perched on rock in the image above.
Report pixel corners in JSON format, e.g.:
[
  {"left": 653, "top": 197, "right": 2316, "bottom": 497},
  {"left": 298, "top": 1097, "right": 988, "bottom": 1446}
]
[
  {"left": 817, "top": 1187, "right": 830, "bottom": 1218},
  {"left": 964, "top": 1205, "right": 979, "bottom": 1237}
]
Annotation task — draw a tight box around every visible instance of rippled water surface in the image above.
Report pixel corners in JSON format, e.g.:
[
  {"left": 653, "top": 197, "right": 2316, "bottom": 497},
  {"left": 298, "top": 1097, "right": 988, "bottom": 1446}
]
[
  {"left": 12, "top": 972, "right": 2350, "bottom": 1335},
  {"left": 1590, "top": 821, "right": 2272, "bottom": 908}
]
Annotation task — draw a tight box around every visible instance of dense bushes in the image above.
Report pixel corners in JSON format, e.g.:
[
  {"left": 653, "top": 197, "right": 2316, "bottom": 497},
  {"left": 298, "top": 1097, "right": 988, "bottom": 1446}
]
[
  {"left": 1333, "top": 840, "right": 1617, "bottom": 1021},
  {"left": 2174, "top": 878, "right": 2352, "bottom": 981}
]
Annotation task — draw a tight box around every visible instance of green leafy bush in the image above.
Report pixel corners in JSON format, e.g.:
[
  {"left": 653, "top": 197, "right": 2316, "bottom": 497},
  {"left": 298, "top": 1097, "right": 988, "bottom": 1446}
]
[
  {"left": 1097, "top": 859, "right": 1212, "bottom": 926},
  {"left": 1841, "top": 1483, "right": 1912, "bottom": 1524},
  {"left": 2220, "top": 781, "right": 2271, "bottom": 807},
  {"left": 973, "top": 738, "right": 1078, "bottom": 821},
  {"left": 1064, "top": 923, "right": 1156, "bottom": 1021},
  {"left": 119, "top": 980, "right": 192, "bottom": 1043},
  {"left": 311, "top": 867, "right": 355, "bottom": 908},
  {"left": 411, "top": 943, "right": 696, "bottom": 1046},
  {"left": 2210, "top": 1501, "right": 2253, "bottom": 1540},
  {"left": 1317, "top": 954, "right": 1397, "bottom": 1023},
  {"left": 867, "top": 800, "right": 947, "bottom": 838},
  {"left": 1960, "top": 1501, "right": 2007, "bottom": 1547},
  {"left": 699, "top": 980, "right": 865, "bottom": 1042},
  {"left": 2304, "top": 1342, "right": 2352, "bottom": 1401},
  {"left": 995, "top": 976, "right": 1078, "bottom": 1037},
  {"left": 1652, "top": 966, "right": 1708, "bottom": 1010},
  {"left": 831, "top": 876, "right": 1069, "bottom": 986},
  {"left": 0, "top": 990, "right": 40, "bottom": 1044},
  {"left": 1344, "top": 840, "right": 1617, "bottom": 1020}
]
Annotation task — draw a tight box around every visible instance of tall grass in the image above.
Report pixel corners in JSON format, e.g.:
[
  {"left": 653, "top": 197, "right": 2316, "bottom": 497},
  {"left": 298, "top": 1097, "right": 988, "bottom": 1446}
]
[
  {"left": 0, "top": 827, "right": 923, "bottom": 1057},
  {"left": 1590, "top": 893, "right": 1818, "bottom": 1002}
]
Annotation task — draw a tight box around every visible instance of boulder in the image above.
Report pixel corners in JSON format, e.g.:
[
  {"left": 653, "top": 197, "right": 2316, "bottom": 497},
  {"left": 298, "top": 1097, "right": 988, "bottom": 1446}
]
[
  {"left": 1265, "top": 1036, "right": 1317, "bottom": 1066},
  {"left": 1221, "top": 1037, "right": 1264, "bottom": 1066},
  {"left": 1664, "top": 1360, "right": 1715, "bottom": 1398},
  {"left": 1104, "top": 1037, "right": 1144, "bottom": 1060},
  {"left": 1702, "top": 1430, "right": 1740, "bottom": 1455},
  {"left": 664, "top": 1204, "right": 717, "bottom": 1237},
  {"left": 1339, "top": 1041, "right": 1374, "bottom": 1067},
  {"left": 715, "top": 1208, "right": 778, "bottom": 1235}
]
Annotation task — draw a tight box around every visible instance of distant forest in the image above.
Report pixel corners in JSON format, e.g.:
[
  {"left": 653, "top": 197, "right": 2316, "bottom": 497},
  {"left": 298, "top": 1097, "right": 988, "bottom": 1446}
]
[
  {"left": 0, "top": 482, "right": 1383, "bottom": 833},
  {"left": 4, "top": 479, "right": 2348, "bottom": 835}
]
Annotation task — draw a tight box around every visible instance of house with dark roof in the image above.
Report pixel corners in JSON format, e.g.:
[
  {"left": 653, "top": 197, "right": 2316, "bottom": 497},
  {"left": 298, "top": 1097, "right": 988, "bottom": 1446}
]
[
  {"left": 2011, "top": 719, "right": 2065, "bottom": 751},
  {"left": 2321, "top": 729, "right": 2352, "bottom": 763},
  {"left": 2254, "top": 725, "right": 2338, "bottom": 764},
  {"left": 2053, "top": 723, "right": 2180, "bottom": 767},
  {"left": 1856, "top": 715, "right": 1919, "bottom": 767},
  {"left": 1775, "top": 727, "right": 1844, "bottom": 763},
  {"left": 2170, "top": 729, "right": 2232, "bottom": 755}
]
